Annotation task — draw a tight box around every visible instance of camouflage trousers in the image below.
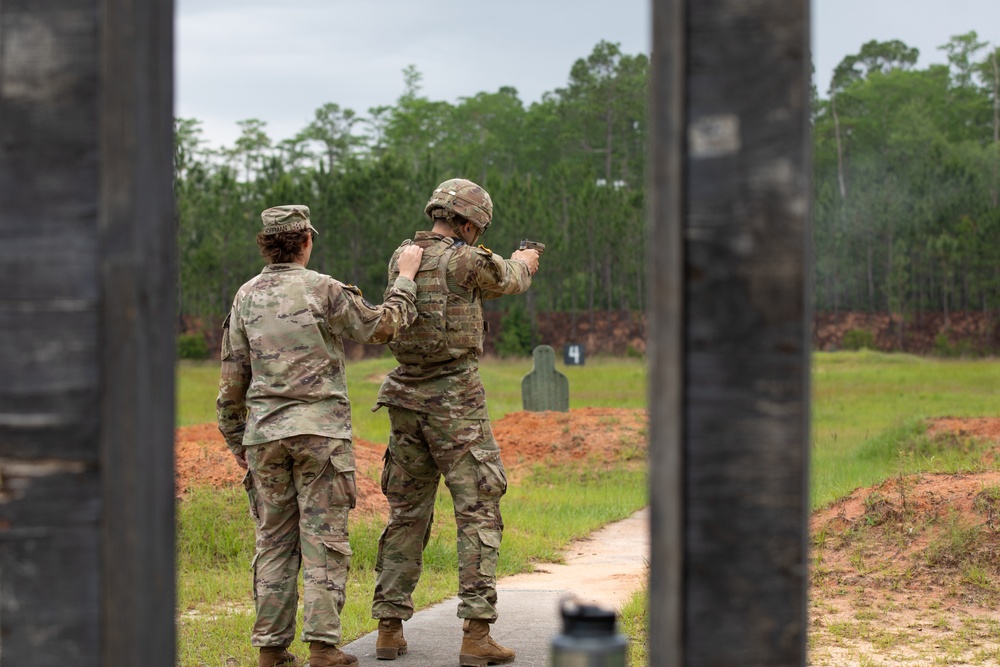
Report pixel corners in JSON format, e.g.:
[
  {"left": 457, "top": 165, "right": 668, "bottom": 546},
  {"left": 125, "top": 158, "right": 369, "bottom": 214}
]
[
  {"left": 372, "top": 407, "right": 507, "bottom": 622},
  {"left": 244, "top": 435, "right": 356, "bottom": 647}
]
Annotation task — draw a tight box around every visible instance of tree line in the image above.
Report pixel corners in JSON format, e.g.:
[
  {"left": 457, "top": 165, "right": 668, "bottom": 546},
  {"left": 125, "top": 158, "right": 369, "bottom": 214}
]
[
  {"left": 175, "top": 41, "right": 648, "bottom": 334},
  {"left": 813, "top": 31, "right": 1000, "bottom": 324},
  {"left": 177, "top": 32, "right": 1000, "bottom": 341}
]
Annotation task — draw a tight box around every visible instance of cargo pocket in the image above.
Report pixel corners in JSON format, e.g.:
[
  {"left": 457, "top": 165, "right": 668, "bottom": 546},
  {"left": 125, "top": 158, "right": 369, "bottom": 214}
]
[
  {"left": 470, "top": 443, "right": 507, "bottom": 500},
  {"left": 242, "top": 470, "right": 261, "bottom": 522},
  {"left": 329, "top": 449, "right": 357, "bottom": 510},
  {"left": 477, "top": 528, "right": 502, "bottom": 578},
  {"left": 321, "top": 537, "right": 352, "bottom": 612},
  {"left": 381, "top": 444, "right": 436, "bottom": 499}
]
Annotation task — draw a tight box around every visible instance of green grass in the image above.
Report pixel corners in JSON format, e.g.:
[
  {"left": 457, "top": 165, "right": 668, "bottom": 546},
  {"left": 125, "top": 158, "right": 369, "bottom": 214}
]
[
  {"left": 176, "top": 360, "right": 225, "bottom": 426},
  {"left": 812, "top": 350, "right": 1000, "bottom": 507},
  {"left": 619, "top": 587, "right": 648, "bottom": 666}
]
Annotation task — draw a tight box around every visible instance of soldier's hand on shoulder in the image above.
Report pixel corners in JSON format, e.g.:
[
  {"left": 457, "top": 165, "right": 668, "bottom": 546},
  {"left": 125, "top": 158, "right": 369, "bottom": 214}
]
[
  {"left": 397, "top": 245, "right": 424, "bottom": 280},
  {"left": 511, "top": 248, "right": 540, "bottom": 275}
]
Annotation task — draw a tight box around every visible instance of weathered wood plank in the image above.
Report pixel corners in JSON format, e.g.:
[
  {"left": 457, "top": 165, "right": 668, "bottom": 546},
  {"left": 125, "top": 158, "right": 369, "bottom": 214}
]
[
  {"left": 98, "top": 0, "right": 176, "bottom": 664},
  {"left": 0, "top": 0, "right": 175, "bottom": 663},
  {"left": 0, "top": 527, "right": 101, "bottom": 662},
  {"left": 0, "top": 3, "right": 103, "bottom": 661},
  {"left": 648, "top": 0, "right": 685, "bottom": 663},
  {"left": 650, "top": 1, "right": 811, "bottom": 665},
  {"left": 0, "top": 2, "right": 102, "bottom": 461}
]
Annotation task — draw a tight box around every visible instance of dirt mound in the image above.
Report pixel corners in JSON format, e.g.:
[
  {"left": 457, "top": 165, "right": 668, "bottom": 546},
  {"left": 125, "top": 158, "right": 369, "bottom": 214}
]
[
  {"left": 175, "top": 408, "right": 647, "bottom": 517},
  {"left": 812, "top": 471, "right": 1000, "bottom": 591},
  {"left": 926, "top": 416, "right": 1000, "bottom": 442},
  {"left": 809, "top": 417, "right": 1000, "bottom": 665},
  {"left": 491, "top": 407, "right": 647, "bottom": 471}
]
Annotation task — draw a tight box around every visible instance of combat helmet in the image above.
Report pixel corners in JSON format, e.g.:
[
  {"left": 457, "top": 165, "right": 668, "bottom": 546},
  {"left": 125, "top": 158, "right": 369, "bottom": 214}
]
[{"left": 424, "top": 178, "right": 493, "bottom": 230}]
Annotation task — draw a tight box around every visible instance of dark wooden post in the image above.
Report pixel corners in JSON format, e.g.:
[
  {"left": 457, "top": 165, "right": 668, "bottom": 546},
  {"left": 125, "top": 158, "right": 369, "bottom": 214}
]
[
  {"left": 649, "top": 0, "right": 812, "bottom": 665},
  {"left": 0, "top": 1, "right": 176, "bottom": 664}
]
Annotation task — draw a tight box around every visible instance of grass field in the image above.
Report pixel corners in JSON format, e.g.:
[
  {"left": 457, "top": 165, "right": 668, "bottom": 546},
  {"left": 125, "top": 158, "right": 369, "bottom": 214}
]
[
  {"left": 811, "top": 351, "right": 1000, "bottom": 507},
  {"left": 615, "top": 351, "right": 1000, "bottom": 665},
  {"left": 184, "top": 351, "right": 1000, "bottom": 505},
  {"left": 178, "top": 351, "right": 1000, "bottom": 665}
]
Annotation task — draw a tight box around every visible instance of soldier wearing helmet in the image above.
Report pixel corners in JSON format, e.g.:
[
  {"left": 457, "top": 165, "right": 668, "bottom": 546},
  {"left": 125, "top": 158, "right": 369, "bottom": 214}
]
[
  {"left": 370, "top": 179, "right": 540, "bottom": 666},
  {"left": 217, "top": 205, "right": 425, "bottom": 667}
]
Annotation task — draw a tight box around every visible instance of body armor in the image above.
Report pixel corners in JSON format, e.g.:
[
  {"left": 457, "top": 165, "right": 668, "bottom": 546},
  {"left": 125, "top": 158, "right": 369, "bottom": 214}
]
[{"left": 387, "top": 238, "right": 485, "bottom": 365}]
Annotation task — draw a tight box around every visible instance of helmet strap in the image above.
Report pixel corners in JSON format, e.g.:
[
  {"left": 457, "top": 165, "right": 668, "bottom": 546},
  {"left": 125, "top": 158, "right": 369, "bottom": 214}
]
[
  {"left": 432, "top": 208, "right": 482, "bottom": 245},
  {"left": 444, "top": 216, "right": 475, "bottom": 245},
  {"left": 458, "top": 221, "right": 482, "bottom": 246}
]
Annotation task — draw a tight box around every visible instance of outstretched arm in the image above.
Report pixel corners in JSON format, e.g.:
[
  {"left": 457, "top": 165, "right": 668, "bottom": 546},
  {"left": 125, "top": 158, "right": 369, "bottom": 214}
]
[{"left": 469, "top": 247, "right": 537, "bottom": 300}]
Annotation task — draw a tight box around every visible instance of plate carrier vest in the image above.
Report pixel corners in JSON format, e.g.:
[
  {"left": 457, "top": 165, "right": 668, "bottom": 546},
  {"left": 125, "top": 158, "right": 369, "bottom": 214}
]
[{"left": 387, "top": 238, "right": 485, "bottom": 365}]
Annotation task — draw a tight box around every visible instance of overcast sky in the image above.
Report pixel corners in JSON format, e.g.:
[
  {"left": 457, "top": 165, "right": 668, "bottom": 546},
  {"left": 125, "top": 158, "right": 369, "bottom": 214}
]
[{"left": 176, "top": 1, "right": 1000, "bottom": 149}]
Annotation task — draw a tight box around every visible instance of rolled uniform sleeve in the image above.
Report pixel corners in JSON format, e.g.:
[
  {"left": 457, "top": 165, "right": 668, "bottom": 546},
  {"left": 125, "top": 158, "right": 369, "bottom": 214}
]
[
  {"left": 216, "top": 311, "right": 252, "bottom": 456},
  {"left": 328, "top": 276, "right": 419, "bottom": 344}
]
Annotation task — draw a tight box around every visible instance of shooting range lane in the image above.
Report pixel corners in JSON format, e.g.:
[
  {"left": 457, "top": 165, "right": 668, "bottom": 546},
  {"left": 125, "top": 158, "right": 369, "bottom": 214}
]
[{"left": 340, "top": 508, "right": 649, "bottom": 665}]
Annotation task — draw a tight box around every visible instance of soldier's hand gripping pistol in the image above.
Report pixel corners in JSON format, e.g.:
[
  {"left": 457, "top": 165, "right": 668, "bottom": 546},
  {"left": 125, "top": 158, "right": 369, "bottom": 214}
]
[{"left": 513, "top": 239, "right": 543, "bottom": 275}]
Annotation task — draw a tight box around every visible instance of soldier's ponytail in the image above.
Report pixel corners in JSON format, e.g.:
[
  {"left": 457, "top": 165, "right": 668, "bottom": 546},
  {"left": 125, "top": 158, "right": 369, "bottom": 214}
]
[{"left": 256, "top": 229, "right": 312, "bottom": 264}]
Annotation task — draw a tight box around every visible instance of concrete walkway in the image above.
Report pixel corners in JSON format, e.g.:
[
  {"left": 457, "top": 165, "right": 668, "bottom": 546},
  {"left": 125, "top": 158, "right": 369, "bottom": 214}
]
[{"left": 341, "top": 507, "right": 649, "bottom": 666}]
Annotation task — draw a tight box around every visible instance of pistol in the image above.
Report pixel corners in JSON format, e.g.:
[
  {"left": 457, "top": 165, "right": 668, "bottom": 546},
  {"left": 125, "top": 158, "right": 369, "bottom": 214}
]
[{"left": 518, "top": 239, "right": 546, "bottom": 255}]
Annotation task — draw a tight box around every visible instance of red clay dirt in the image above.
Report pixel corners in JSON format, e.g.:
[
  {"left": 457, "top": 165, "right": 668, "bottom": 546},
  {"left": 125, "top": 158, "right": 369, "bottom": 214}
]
[
  {"left": 175, "top": 407, "right": 648, "bottom": 516},
  {"left": 809, "top": 417, "right": 1000, "bottom": 665}
]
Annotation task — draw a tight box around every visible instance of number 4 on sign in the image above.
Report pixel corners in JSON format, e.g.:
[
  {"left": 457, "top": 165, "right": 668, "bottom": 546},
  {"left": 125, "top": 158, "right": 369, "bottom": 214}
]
[{"left": 563, "top": 344, "right": 585, "bottom": 366}]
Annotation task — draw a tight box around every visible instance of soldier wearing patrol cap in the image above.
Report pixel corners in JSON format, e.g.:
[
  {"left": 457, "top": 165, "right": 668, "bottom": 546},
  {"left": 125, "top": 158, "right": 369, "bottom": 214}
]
[
  {"left": 369, "top": 180, "right": 540, "bottom": 666},
  {"left": 217, "top": 204, "right": 425, "bottom": 667}
]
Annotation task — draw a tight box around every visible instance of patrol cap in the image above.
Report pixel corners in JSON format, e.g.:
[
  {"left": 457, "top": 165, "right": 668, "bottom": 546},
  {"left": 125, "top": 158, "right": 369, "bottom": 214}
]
[{"left": 260, "top": 204, "right": 320, "bottom": 236}]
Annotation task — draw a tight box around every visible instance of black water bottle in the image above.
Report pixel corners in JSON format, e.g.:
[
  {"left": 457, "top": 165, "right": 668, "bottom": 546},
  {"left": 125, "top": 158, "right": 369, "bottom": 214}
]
[{"left": 550, "top": 600, "right": 628, "bottom": 666}]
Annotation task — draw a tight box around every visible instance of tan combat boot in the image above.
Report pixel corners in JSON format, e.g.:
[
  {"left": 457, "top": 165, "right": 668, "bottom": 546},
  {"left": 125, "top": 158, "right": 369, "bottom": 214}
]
[
  {"left": 375, "top": 618, "right": 408, "bottom": 660},
  {"left": 259, "top": 646, "right": 297, "bottom": 667},
  {"left": 459, "top": 619, "right": 515, "bottom": 667},
  {"left": 307, "top": 641, "right": 358, "bottom": 667}
]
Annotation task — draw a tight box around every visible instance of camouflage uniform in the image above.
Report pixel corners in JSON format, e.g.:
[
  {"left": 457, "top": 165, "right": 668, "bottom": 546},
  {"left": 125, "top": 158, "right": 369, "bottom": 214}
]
[
  {"left": 217, "top": 205, "right": 419, "bottom": 649},
  {"left": 371, "top": 231, "right": 532, "bottom": 622}
]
